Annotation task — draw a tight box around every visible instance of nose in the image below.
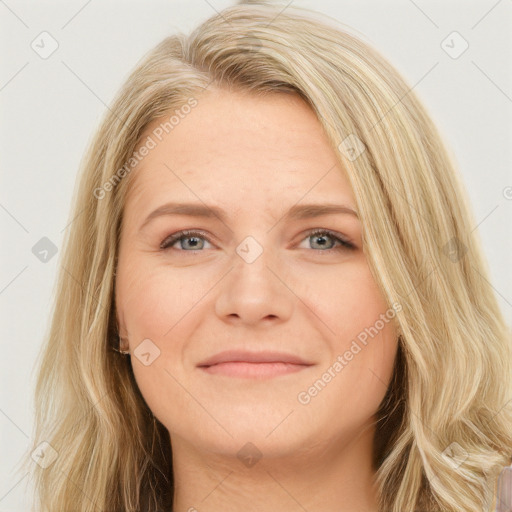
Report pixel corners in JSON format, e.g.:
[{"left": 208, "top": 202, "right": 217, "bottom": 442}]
[{"left": 214, "top": 241, "right": 294, "bottom": 326}]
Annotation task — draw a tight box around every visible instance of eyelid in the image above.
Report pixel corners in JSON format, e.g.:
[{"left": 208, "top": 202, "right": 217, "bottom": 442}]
[
  {"left": 160, "top": 228, "right": 356, "bottom": 251},
  {"left": 302, "top": 228, "right": 355, "bottom": 249},
  {"left": 159, "top": 229, "right": 213, "bottom": 250}
]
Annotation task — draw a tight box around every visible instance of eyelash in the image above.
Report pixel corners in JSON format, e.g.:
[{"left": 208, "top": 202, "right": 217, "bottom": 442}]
[{"left": 159, "top": 229, "right": 355, "bottom": 252}]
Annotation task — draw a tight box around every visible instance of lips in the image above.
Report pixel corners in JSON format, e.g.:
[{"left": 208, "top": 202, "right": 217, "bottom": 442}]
[
  {"left": 197, "top": 350, "right": 313, "bottom": 368},
  {"left": 197, "top": 350, "right": 315, "bottom": 379}
]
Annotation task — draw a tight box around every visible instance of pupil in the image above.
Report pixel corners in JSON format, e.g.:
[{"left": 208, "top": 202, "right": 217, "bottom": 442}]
[
  {"left": 316, "top": 235, "right": 326, "bottom": 246},
  {"left": 189, "top": 237, "right": 198, "bottom": 247}
]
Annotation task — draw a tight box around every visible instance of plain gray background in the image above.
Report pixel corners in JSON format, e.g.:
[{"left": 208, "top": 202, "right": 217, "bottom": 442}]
[{"left": 1, "top": 0, "right": 511, "bottom": 509}]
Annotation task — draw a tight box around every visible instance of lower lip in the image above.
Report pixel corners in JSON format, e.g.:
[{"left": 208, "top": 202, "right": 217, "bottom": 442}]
[{"left": 199, "top": 362, "right": 310, "bottom": 378}]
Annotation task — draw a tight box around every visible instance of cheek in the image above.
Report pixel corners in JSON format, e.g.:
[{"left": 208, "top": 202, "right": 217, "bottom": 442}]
[
  {"left": 115, "top": 261, "right": 205, "bottom": 429},
  {"left": 315, "top": 261, "right": 398, "bottom": 393},
  {"left": 314, "top": 260, "right": 395, "bottom": 343},
  {"left": 116, "top": 259, "right": 206, "bottom": 343},
  {"left": 301, "top": 267, "right": 398, "bottom": 437}
]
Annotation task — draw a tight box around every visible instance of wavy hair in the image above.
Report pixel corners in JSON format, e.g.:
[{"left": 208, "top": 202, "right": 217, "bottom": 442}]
[{"left": 18, "top": 3, "right": 511, "bottom": 511}]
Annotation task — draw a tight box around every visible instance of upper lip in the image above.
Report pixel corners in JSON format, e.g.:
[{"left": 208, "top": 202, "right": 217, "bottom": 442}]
[{"left": 197, "top": 350, "right": 314, "bottom": 367}]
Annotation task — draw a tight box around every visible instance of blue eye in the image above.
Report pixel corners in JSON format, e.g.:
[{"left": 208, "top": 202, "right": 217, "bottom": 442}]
[
  {"left": 160, "top": 229, "right": 355, "bottom": 252},
  {"left": 302, "top": 229, "right": 355, "bottom": 251},
  {"left": 160, "top": 230, "right": 212, "bottom": 251}
]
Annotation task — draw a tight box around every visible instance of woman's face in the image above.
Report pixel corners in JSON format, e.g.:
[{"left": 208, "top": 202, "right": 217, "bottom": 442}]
[{"left": 115, "top": 87, "right": 399, "bottom": 460}]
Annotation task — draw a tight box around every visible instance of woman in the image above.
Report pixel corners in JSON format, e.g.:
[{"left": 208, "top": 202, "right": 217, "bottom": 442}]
[{"left": 21, "top": 2, "right": 511, "bottom": 511}]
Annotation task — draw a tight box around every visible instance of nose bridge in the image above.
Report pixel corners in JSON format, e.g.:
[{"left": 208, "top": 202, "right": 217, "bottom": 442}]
[
  {"left": 232, "top": 232, "right": 281, "bottom": 297},
  {"left": 214, "top": 232, "right": 294, "bottom": 324}
]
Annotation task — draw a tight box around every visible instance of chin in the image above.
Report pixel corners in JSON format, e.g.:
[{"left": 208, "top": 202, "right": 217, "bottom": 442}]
[{"left": 171, "top": 419, "right": 310, "bottom": 461}]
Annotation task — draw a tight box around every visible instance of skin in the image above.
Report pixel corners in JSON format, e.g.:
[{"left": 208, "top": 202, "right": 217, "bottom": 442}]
[{"left": 115, "top": 86, "right": 399, "bottom": 512}]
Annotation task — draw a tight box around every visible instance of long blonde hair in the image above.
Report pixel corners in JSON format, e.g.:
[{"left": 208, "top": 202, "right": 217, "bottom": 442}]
[{"left": 18, "top": 3, "right": 511, "bottom": 511}]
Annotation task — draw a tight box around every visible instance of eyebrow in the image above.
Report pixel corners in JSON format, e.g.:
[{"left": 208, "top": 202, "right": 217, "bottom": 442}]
[{"left": 139, "top": 201, "right": 359, "bottom": 232}]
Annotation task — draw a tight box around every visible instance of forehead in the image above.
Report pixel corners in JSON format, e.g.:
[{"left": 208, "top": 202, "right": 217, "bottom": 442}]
[{"left": 125, "top": 87, "right": 356, "bottom": 215}]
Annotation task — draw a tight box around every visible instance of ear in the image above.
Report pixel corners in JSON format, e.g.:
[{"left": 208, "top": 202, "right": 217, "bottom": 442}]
[
  {"left": 119, "top": 334, "right": 130, "bottom": 352},
  {"left": 115, "top": 307, "right": 130, "bottom": 351}
]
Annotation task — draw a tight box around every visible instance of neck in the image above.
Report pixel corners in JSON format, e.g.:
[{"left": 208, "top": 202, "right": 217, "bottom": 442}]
[{"left": 170, "top": 422, "right": 380, "bottom": 512}]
